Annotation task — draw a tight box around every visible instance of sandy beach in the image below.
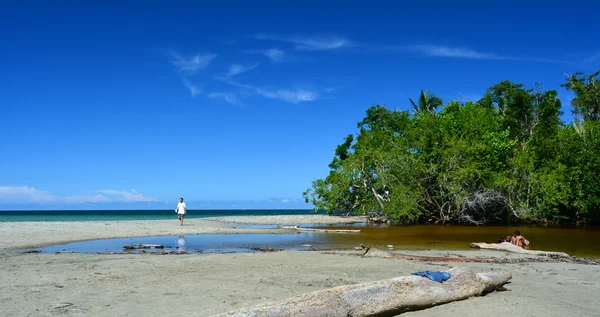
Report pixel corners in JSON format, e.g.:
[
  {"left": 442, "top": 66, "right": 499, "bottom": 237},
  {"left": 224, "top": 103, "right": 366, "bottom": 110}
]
[{"left": 1, "top": 215, "right": 599, "bottom": 317}]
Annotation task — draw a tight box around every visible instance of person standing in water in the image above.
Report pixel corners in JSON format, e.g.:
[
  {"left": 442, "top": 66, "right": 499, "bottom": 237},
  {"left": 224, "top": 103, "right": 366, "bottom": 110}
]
[{"left": 176, "top": 197, "right": 187, "bottom": 226}]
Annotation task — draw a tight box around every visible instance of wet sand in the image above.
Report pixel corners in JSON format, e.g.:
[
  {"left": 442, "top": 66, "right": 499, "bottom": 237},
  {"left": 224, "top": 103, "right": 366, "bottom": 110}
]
[{"left": 1, "top": 215, "right": 599, "bottom": 316}]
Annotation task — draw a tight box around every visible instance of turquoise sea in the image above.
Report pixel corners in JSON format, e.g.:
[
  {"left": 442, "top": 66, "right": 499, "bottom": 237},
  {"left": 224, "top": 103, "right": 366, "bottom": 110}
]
[{"left": 0, "top": 209, "right": 320, "bottom": 222}]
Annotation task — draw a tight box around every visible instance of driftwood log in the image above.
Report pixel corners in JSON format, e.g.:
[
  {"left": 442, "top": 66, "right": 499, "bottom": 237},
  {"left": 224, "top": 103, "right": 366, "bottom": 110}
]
[
  {"left": 277, "top": 225, "right": 360, "bottom": 233},
  {"left": 122, "top": 244, "right": 164, "bottom": 250},
  {"left": 469, "top": 242, "right": 569, "bottom": 257},
  {"left": 212, "top": 267, "right": 511, "bottom": 317}
]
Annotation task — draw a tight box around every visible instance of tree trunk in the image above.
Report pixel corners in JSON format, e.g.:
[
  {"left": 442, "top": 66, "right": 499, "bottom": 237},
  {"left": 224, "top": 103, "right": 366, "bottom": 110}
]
[
  {"left": 469, "top": 242, "right": 569, "bottom": 257},
  {"left": 212, "top": 267, "right": 511, "bottom": 317}
]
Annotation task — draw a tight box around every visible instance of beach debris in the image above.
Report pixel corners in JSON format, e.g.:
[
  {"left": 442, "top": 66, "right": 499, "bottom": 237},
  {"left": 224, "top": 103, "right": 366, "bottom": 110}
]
[
  {"left": 211, "top": 267, "right": 511, "bottom": 317},
  {"left": 251, "top": 247, "right": 281, "bottom": 252},
  {"left": 469, "top": 242, "right": 570, "bottom": 257},
  {"left": 122, "top": 244, "right": 165, "bottom": 250},
  {"left": 387, "top": 244, "right": 394, "bottom": 249},
  {"left": 50, "top": 302, "right": 76, "bottom": 314},
  {"left": 354, "top": 247, "right": 363, "bottom": 250},
  {"left": 277, "top": 225, "right": 360, "bottom": 233},
  {"left": 23, "top": 250, "right": 41, "bottom": 254}
]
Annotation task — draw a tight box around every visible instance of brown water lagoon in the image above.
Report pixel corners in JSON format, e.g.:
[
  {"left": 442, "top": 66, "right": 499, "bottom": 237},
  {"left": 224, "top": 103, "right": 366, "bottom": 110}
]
[{"left": 310, "top": 223, "right": 600, "bottom": 258}]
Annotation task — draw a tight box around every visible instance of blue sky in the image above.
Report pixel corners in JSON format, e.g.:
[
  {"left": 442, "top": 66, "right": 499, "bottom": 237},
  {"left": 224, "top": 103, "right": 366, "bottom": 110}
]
[{"left": 1, "top": 1, "right": 599, "bottom": 210}]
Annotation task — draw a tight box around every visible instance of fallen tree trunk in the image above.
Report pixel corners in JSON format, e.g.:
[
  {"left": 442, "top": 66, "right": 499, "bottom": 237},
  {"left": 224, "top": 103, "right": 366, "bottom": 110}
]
[
  {"left": 212, "top": 267, "right": 511, "bottom": 317},
  {"left": 277, "top": 225, "right": 360, "bottom": 233},
  {"left": 469, "top": 242, "right": 569, "bottom": 257}
]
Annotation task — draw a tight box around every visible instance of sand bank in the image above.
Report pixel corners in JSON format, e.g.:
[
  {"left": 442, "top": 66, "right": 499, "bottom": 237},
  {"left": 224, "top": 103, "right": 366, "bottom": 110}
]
[
  {"left": 1, "top": 250, "right": 599, "bottom": 317},
  {"left": 0, "top": 215, "right": 365, "bottom": 250}
]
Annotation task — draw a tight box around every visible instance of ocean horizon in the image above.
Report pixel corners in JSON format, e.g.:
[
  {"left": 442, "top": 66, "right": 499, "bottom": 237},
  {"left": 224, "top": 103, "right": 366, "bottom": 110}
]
[{"left": 0, "top": 209, "right": 320, "bottom": 222}]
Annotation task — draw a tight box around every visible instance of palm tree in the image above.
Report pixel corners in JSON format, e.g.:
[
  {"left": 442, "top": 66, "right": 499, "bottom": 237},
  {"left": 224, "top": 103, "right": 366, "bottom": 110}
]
[{"left": 409, "top": 90, "right": 444, "bottom": 115}]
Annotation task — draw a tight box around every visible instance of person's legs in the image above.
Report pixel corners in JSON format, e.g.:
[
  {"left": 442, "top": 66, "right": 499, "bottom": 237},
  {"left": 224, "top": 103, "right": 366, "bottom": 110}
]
[{"left": 180, "top": 214, "right": 184, "bottom": 226}]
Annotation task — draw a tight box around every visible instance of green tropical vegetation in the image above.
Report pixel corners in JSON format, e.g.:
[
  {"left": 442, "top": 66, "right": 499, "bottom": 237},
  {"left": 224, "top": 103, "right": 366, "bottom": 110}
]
[{"left": 304, "top": 71, "right": 600, "bottom": 225}]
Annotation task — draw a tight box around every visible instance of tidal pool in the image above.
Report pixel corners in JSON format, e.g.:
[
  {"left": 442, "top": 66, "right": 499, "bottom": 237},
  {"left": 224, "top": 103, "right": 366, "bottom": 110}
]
[
  {"left": 27, "top": 224, "right": 600, "bottom": 257},
  {"left": 33, "top": 233, "right": 334, "bottom": 254}
]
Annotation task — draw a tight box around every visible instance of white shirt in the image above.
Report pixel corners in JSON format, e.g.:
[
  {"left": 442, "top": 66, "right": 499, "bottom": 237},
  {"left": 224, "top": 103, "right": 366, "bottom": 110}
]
[{"left": 176, "top": 202, "right": 187, "bottom": 214}]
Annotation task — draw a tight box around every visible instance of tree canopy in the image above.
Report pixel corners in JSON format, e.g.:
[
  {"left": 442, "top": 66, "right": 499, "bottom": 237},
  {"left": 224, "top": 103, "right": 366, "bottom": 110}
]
[{"left": 304, "top": 71, "right": 600, "bottom": 225}]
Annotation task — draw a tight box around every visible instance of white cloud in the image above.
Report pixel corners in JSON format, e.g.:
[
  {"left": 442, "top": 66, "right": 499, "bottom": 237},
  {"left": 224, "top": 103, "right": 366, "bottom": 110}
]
[
  {"left": 0, "top": 186, "right": 160, "bottom": 204},
  {"left": 0, "top": 186, "right": 111, "bottom": 204},
  {"left": 96, "top": 189, "right": 160, "bottom": 202},
  {"left": 208, "top": 92, "right": 240, "bottom": 105},
  {"left": 266, "top": 198, "right": 303, "bottom": 204},
  {"left": 263, "top": 48, "right": 285, "bottom": 62},
  {"left": 401, "top": 45, "right": 561, "bottom": 63},
  {"left": 182, "top": 79, "right": 201, "bottom": 96},
  {"left": 217, "top": 76, "right": 318, "bottom": 104},
  {"left": 169, "top": 50, "right": 217, "bottom": 73},
  {"left": 255, "top": 34, "right": 350, "bottom": 51},
  {"left": 246, "top": 48, "right": 285, "bottom": 62},
  {"left": 227, "top": 63, "right": 260, "bottom": 77},
  {"left": 256, "top": 88, "right": 318, "bottom": 104},
  {"left": 407, "top": 45, "right": 501, "bottom": 59}
]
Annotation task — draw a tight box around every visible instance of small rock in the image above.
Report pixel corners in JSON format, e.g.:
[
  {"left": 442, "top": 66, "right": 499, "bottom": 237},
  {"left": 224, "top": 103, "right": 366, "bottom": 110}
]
[{"left": 387, "top": 245, "right": 394, "bottom": 249}]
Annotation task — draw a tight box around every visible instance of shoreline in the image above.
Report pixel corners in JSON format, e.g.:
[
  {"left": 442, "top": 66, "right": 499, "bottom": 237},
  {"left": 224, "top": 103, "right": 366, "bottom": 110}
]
[
  {"left": 0, "top": 215, "right": 366, "bottom": 250},
  {"left": 1, "top": 214, "right": 599, "bottom": 316}
]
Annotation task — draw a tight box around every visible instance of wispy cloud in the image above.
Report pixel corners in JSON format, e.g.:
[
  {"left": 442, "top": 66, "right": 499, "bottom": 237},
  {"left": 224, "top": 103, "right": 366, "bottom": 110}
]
[
  {"left": 169, "top": 50, "right": 217, "bottom": 73},
  {"left": 208, "top": 92, "right": 240, "bottom": 105},
  {"left": 398, "top": 44, "right": 562, "bottom": 63},
  {"left": 246, "top": 48, "right": 285, "bottom": 62},
  {"left": 96, "top": 189, "right": 159, "bottom": 202},
  {"left": 0, "top": 186, "right": 110, "bottom": 204},
  {"left": 254, "top": 34, "right": 351, "bottom": 51},
  {"left": 182, "top": 79, "right": 201, "bottom": 96},
  {"left": 217, "top": 76, "right": 319, "bottom": 104},
  {"left": 407, "top": 45, "right": 502, "bottom": 59},
  {"left": 0, "top": 186, "right": 161, "bottom": 204},
  {"left": 227, "top": 63, "right": 260, "bottom": 77},
  {"left": 189, "top": 198, "right": 309, "bottom": 209},
  {"left": 582, "top": 52, "right": 600, "bottom": 65},
  {"left": 257, "top": 88, "right": 318, "bottom": 104}
]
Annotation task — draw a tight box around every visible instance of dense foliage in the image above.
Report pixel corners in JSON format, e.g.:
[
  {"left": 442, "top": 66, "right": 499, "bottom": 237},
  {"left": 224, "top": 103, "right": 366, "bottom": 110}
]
[{"left": 304, "top": 72, "right": 600, "bottom": 225}]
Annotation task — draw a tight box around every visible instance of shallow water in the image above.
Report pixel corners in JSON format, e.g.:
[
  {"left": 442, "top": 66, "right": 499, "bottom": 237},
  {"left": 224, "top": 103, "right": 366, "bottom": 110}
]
[
  {"left": 310, "top": 224, "right": 600, "bottom": 258},
  {"left": 35, "top": 233, "right": 328, "bottom": 254},
  {"left": 29, "top": 224, "right": 600, "bottom": 258}
]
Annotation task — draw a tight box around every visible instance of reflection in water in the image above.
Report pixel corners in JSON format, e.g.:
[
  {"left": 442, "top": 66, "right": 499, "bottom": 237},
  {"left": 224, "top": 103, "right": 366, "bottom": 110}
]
[{"left": 177, "top": 235, "right": 186, "bottom": 253}]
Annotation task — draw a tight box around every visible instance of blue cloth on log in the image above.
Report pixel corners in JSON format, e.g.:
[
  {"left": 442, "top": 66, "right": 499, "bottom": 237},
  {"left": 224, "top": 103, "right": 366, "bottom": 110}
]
[{"left": 411, "top": 270, "right": 451, "bottom": 283}]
